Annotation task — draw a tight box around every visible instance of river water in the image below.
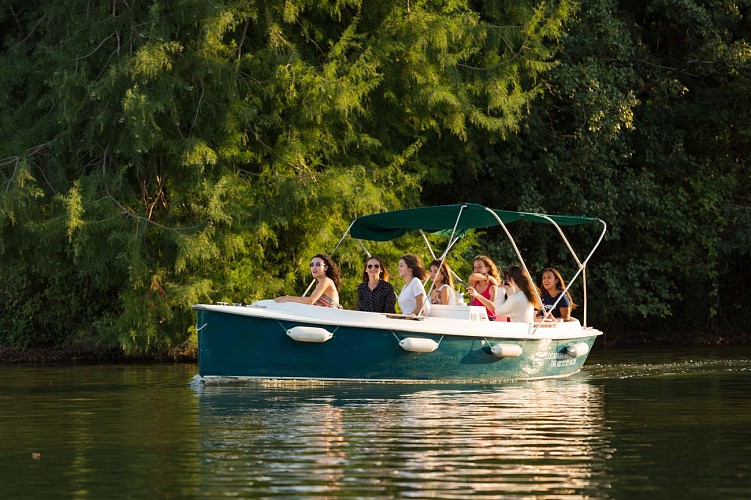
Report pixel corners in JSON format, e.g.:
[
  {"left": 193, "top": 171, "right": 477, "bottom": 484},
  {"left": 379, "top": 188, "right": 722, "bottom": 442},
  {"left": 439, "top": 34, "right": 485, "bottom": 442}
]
[{"left": 1, "top": 347, "right": 750, "bottom": 498}]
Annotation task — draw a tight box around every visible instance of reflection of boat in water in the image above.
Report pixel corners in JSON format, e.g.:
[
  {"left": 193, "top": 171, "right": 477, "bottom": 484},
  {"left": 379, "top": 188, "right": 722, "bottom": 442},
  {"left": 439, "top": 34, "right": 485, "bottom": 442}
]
[
  {"left": 195, "top": 378, "right": 612, "bottom": 496},
  {"left": 193, "top": 204, "right": 607, "bottom": 383}
]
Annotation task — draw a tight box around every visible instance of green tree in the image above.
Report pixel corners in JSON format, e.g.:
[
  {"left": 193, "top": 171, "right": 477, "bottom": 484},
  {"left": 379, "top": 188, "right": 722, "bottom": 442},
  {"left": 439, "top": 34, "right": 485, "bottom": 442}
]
[
  {"left": 0, "top": 0, "right": 570, "bottom": 352},
  {"left": 423, "top": 0, "right": 750, "bottom": 343}
]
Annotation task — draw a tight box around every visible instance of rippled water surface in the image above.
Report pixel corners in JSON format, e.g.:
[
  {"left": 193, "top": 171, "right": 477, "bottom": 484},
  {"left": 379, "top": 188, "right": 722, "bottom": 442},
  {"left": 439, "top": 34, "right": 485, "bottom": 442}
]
[{"left": 1, "top": 347, "right": 750, "bottom": 498}]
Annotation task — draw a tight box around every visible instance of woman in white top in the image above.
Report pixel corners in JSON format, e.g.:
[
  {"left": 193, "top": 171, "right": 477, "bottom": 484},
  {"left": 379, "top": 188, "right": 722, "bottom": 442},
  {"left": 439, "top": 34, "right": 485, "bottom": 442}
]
[
  {"left": 397, "top": 253, "right": 430, "bottom": 316},
  {"left": 496, "top": 265, "right": 541, "bottom": 323},
  {"left": 429, "top": 259, "right": 456, "bottom": 305}
]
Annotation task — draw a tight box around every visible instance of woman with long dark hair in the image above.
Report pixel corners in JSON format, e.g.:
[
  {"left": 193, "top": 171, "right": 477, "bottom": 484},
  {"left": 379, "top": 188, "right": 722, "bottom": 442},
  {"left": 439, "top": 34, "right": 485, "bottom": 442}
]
[
  {"left": 540, "top": 267, "right": 576, "bottom": 320},
  {"left": 496, "top": 265, "right": 541, "bottom": 323},
  {"left": 429, "top": 259, "right": 456, "bottom": 305},
  {"left": 274, "top": 253, "right": 341, "bottom": 308},
  {"left": 357, "top": 255, "right": 396, "bottom": 313},
  {"left": 396, "top": 253, "right": 429, "bottom": 316}
]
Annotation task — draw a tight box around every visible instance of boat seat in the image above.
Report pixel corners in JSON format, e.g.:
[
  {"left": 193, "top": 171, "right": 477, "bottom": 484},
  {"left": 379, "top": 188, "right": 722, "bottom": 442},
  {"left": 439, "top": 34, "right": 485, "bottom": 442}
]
[{"left": 429, "top": 304, "right": 489, "bottom": 321}]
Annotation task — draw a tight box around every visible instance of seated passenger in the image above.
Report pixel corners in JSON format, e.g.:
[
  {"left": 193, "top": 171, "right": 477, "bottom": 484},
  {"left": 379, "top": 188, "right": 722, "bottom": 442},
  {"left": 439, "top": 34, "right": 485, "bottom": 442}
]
[
  {"left": 466, "top": 255, "right": 499, "bottom": 320},
  {"left": 497, "top": 270, "right": 512, "bottom": 302},
  {"left": 539, "top": 267, "right": 575, "bottom": 321},
  {"left": 397, "top": 253, "right": 430, "bottom": 317},
  {"left": 429, "top": 259, "right": 456, "bottom": 305},
  {"left": 274, "top": 253, "right": 341, "bottom": 308},
  {"left": 357, "top": 256, "right": 396, "bottom": 313},
  {"left": 496, "top": 265, "right": 541, "bottom": 323}
]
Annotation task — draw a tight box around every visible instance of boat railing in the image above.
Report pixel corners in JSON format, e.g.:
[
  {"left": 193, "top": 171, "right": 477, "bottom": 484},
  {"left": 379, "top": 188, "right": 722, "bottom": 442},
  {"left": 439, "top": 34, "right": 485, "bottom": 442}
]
[
  {"left": 530, "top": 216, "right": 607, "bottom": 330},
  {"left": 314, "top": 203, "right": 606, "bottom": 332}
]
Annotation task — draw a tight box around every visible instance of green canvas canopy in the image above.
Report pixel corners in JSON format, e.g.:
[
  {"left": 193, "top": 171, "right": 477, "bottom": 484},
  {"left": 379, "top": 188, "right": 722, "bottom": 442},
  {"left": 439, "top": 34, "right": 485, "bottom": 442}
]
[{"left": 349, "top": 203, "right": 602, "bottom": 241}]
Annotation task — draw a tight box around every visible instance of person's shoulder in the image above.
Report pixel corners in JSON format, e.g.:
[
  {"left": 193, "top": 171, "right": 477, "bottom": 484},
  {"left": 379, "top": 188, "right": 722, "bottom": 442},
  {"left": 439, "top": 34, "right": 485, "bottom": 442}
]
[
  {"left": 381, "top": 280, "right": 395, "bottom": 290},
  {"left": 409, "top": 277, "right": 424, "bottom": 292}
]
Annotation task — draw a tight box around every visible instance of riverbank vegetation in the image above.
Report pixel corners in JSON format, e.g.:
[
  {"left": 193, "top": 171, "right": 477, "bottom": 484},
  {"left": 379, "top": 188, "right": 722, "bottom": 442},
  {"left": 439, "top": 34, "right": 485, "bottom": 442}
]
[{"left": 1, "top": 0, "right": 749, "bottom": 359}]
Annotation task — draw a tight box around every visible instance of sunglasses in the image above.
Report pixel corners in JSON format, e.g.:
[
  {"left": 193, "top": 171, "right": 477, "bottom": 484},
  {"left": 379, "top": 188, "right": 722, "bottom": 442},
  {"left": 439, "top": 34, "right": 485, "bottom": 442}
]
[
  {"left": 367, "top": 264, "right": 380, "bottom": 269},
  {"left": 309, "top": 262, "right": 324, "bottom": 267}
]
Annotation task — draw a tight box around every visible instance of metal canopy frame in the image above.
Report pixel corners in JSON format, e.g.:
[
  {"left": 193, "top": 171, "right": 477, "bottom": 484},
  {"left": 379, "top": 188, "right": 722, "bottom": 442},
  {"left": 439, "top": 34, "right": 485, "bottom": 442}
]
[{"left": 319, "top": 203, "right": 607, "bottom": 331}]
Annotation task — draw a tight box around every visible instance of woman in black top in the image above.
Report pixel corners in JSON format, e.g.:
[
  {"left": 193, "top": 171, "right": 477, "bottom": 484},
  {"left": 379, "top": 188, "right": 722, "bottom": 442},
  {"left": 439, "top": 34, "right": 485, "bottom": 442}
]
[{"left": 356, "top": 256, "right": 396, "bottom": 313}]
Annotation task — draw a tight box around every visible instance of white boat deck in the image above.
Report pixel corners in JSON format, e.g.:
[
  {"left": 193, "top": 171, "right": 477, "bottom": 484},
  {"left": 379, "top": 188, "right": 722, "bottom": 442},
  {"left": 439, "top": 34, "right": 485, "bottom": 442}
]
[{"left": 193, "top": 300, "right": 602, "bottom": 341}]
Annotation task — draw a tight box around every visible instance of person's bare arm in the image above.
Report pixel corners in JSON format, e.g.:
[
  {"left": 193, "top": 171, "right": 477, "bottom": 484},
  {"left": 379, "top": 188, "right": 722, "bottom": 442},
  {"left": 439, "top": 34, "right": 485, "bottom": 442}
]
[
  {"left": 412, "top": 293, "right": 426, "bottom": 316},
  {"left": 559, "top": 306, "right": 572, "bottom": 321},
  {"left": 439, "top": 287, "right": 451, "bottom": 305},
  {"left": 467, "top": 285, "right": 497, "bottom": 312},
  {"left": 275, "top": 279, "right": 331, "bottom": 305}
]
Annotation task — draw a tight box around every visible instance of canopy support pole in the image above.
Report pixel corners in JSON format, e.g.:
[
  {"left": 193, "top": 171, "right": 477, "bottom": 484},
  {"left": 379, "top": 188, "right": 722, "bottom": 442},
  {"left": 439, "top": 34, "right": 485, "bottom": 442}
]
[
  {"left": 527, "top": 216, "right": 607, "bottom": 331},
  {"left": 417, "top": 204, "right": 467, "bottom": 317},
  {"left": 481, "top": 207, "right": 591, "bottom": 334}
]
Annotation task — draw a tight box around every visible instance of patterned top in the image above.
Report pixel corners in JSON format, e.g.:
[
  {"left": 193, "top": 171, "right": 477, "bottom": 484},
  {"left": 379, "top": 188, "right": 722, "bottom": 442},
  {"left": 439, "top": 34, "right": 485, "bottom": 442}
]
[
  {"left": 314, "top": 294, "right": 340, "bottom": 308},
  {"left": 431, "top": 284, "right": 457, "bottom": 305},
  {"left": 357, "top": 280, "right": 396, "bottom": 313}
]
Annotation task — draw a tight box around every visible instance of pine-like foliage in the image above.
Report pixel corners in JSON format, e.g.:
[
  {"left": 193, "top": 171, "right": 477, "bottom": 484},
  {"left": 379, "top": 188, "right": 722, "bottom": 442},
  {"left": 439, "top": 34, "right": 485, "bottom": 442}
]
[
  {"left": 421, "top": 0, "right": 751, "bottom": 343},
  {"left": 0, "top": 0, "right": 567, "bottom": 352}
]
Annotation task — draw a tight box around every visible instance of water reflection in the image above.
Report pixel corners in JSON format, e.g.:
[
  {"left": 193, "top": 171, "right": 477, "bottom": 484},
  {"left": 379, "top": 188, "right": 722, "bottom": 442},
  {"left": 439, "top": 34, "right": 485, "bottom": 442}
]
[
  {"left": 196, "top": 377, "right": 612, "bottom": 497},
  {"left": 0, "top": 364, "right": 201, "bottom": 498},
  {"left": 1, "top": 349, "right": 750, "bottom": 497}
]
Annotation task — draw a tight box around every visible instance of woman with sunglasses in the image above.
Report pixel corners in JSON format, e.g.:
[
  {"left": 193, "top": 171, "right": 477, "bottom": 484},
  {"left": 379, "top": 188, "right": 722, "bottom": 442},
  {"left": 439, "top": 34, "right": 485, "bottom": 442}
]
[
  {"left": 356, "top": 256, "right": 396, "bottom": 313},
  {"left": 275, "top": 253, "right": 341, "bottom": 308}
]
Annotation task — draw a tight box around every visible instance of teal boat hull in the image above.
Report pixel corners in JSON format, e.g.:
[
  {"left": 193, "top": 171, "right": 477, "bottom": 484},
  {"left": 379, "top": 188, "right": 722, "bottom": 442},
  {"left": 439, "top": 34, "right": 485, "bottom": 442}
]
[{"left": 195, "top": 302, "right": 600, "bottom": 382}]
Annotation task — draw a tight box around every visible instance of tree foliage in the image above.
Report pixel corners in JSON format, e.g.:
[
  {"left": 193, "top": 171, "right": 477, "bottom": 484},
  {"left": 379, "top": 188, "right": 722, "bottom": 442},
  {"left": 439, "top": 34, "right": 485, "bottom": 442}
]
[
  {"left": 1, "top": 0, "right": 748, "bottom": 352},
  {"left": 0, "top": 0, "right": 569, "bottom": 351},
  {"left": 422, "top": 0, "right": 751, "bottom": 343}
]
